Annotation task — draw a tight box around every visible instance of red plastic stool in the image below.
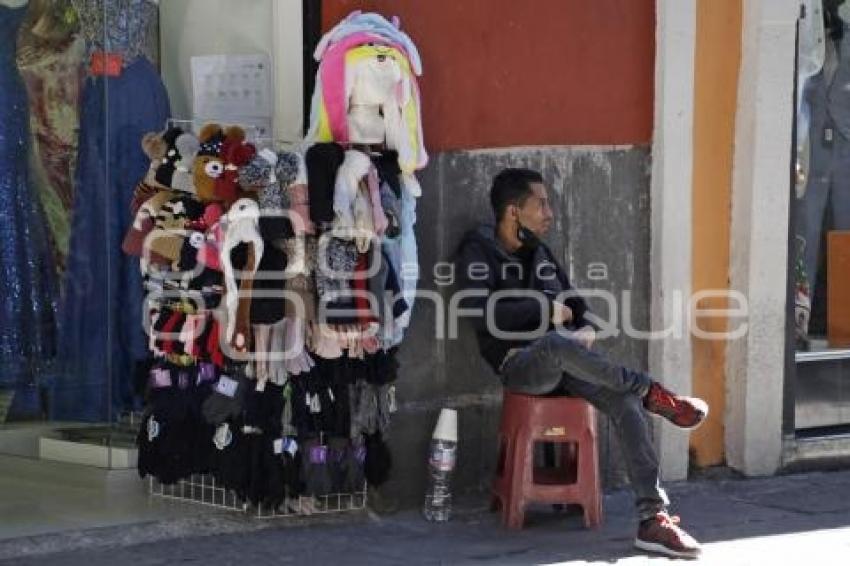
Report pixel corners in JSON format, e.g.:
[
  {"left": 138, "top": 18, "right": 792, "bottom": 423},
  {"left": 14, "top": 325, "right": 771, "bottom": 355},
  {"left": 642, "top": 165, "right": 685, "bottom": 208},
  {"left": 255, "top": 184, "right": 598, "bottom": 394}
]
[{"left": 492, "top": 390, "right": 603, "bottom": 529}]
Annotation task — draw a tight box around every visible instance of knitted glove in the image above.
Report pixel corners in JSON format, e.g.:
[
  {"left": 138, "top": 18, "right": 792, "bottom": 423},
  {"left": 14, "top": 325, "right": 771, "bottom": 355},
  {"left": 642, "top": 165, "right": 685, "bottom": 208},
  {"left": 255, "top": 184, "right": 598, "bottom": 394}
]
[
  {"left": 253, "top": 323, "right": 271, "bottom": 382},
  {"left": 349, "top": 379, "right": 377, "bottom": 437},
  {"left": 342, "top": 439, "right": 367, "bottom": 492},
  {"left": 284, "top": 274, "right": 317, "bottom": 324},
  {"left": 304, "top": 236, "right": 318, "bottom": 274},
  {"left": 232, "top": 244, "right": 258, "bottom": 355},
  {"left": 302, "top": 438, "right": 333, "bottom": 497},
  {"left": 328, "top": 436, "right": 350, "bottom": 493},
  {"left": 315, "top": 237, "right": 357, "bottom": 301},
  {"left": 333, "top": 324, "right": 354, "bottom": 352},
  {"left": 309, "top": 323, "right": 344, "bottom": 359},
  {"left": 287, "top": 183, "right": 315, "bottom": 235},
  {"left": 366, "top": 167, "right": 388, "bottom": 237},
  {"left": 364, "top": 431, "right": 393, "bottom": 487},
  {"left": 361, "top": 330, "right": 381, "bottom": 355},
  {"left": 282, "top": 237, "right": 308, "bottom": 277},
  {"left": 379, "top": 182, "right": 401, "bottom": 239},
  {"left": 239, "top": 149, "right": 277, "bottom": 192},
  {"left": 274, "top": 150, "right": 300, "bottom": 187},
  {"left": 267, "top": 318, "right": 288, "bottom": 385},
  {"left": 305, "top": 142, "right": 344, "bottom": 225},
  {"left": 333, "top": 150, "right": 371, "bottom": 230},
  {"left": 283, "top": 317, "right": 315, "bottom": 375},
  {"left": 202, "top": 374, "right": 246, "bottom": 425},
  {"left": 344, "top": 325, "right": 365, "bottom": 359},
  {"left": 351, "top": 180, "right": 375, "bottom": 254}
]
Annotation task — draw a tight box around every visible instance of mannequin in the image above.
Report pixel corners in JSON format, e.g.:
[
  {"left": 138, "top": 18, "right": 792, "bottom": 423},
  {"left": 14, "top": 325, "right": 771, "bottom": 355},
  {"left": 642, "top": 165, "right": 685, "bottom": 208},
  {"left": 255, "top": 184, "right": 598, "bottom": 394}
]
[
  {"left": 796, "top": 0, "right": 850, "bottom": 340},
  {"left": 56, "top": 0, "right": 170, "bottom": 421},
  {"left": 796, "top": 0, "right": 825, "bottom": 197}
]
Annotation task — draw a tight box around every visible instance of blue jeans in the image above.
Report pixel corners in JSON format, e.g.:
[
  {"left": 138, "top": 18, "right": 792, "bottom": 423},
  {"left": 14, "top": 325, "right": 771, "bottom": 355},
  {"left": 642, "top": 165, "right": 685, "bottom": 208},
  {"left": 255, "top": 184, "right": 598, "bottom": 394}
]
[{"left": 499, "top": 331, "right": 668, "bottom": 520}]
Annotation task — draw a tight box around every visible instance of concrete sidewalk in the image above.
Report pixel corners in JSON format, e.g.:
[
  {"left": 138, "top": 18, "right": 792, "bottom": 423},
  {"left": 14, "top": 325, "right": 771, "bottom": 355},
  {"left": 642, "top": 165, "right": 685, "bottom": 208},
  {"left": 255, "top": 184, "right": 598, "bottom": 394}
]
[{"left": 1, "top": 469, "right": 850, "bottom": 565}]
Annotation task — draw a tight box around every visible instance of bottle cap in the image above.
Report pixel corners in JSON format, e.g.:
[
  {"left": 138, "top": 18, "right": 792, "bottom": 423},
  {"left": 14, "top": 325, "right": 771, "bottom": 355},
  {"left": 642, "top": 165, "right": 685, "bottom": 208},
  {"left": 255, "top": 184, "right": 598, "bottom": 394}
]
[{"left": 432, "top": 408, "right": 457, "bottom": 442}]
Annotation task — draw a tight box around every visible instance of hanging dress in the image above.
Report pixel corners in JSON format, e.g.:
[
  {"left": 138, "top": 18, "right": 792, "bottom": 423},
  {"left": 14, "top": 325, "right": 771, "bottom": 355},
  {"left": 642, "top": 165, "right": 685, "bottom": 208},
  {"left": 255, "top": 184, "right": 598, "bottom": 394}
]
[
  {"left": 0, "top": 3, "right": 58, "bottom": 404},
  {"left": 56, "top": 0, "right": 170, "bottom": 421},
  {"left": 18, "top": 24, "right": 86, "bottom": 272}
]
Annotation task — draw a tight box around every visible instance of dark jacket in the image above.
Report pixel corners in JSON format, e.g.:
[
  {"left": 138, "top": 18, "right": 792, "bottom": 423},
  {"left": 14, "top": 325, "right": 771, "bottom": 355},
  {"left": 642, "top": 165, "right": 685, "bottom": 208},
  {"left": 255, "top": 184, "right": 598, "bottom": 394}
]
[{"left": 454, "top": 224, "right": 592, "bottom": 373}]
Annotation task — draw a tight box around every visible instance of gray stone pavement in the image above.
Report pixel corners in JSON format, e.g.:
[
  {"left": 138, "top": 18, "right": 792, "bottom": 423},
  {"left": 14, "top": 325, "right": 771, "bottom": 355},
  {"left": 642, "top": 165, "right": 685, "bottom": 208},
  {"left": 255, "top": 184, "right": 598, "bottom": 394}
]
[{"left": 2, "top": 469, "right": 850, "bottom": 565}]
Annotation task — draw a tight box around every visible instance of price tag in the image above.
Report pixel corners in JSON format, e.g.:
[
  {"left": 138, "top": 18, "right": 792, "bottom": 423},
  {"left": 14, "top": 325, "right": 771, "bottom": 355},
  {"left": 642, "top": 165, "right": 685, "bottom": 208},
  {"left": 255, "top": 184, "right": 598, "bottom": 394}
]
[
  {"left": 309, "top": 444, "right": 328, "bottom": 464},
  {"left": 147, "top": 417, "right": 160, "bottom": 442},
  {"left": 215, "top": 375, "right": 239, "bottom": 398},
  {"left": 150, "top": 368, "right": 172, "bottom": 389}
]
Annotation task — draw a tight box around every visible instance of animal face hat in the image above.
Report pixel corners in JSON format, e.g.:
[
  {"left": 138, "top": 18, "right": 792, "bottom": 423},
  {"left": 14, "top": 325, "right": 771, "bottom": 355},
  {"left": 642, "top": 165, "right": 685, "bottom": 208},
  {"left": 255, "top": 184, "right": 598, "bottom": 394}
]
[
  {"left": 217, "top": 127, "right": 257, "bottom": 204},
  {"left": 307, "top": 12, "right": 427, "bottom": 173},
  {"left": 193, "top": 124, "right": 227, "bottom": 202},
  {"left": 221, "top": 198, "right": 264, "bottom": 343},
  {"left": 193, "top": 124, "right": 257, "bottom": 203},
  {"left": 142, "top": 127, "right": 199, "bottom": 194},
  {"left": 238, "top": 148, "right": 278, "bottom": 193}
]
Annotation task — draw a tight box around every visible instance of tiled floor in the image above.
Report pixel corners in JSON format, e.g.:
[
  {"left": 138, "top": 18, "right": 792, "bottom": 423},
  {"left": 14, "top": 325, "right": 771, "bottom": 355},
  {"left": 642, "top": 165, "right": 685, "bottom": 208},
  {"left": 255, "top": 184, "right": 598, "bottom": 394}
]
[{"left": 0, "top": 473, "right": 209, "bottom": 540}]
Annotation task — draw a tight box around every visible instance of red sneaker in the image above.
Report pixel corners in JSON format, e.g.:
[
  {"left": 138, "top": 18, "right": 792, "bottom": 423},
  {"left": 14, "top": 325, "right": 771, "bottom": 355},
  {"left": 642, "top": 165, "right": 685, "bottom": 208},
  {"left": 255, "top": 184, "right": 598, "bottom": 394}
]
[
  {"left": 643, "top": 382, "right": 708, "bottom": 430},
  {"left": 635, "top": 512, "right": 702, "bottom": 559}
]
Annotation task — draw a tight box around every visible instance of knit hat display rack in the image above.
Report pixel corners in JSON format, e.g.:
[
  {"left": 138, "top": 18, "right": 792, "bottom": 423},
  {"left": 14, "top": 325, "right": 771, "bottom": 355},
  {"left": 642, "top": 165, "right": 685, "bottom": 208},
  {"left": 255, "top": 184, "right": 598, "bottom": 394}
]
[{"left": 143, "top": 119, "right": 368, "bottom": 519}]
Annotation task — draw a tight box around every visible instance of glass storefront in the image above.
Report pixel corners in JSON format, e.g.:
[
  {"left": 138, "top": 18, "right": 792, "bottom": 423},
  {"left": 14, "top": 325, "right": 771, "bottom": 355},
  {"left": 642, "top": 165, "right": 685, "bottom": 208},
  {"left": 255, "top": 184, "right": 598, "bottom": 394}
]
[
  {"left": 1, "top": 0, "right": 163, "bottom": 467},
  {"left": 792, "top": 0, "right": 850, "bottom": 432},
  {"left": 2, "top": 2, "right": 413, "bottom": 501}
]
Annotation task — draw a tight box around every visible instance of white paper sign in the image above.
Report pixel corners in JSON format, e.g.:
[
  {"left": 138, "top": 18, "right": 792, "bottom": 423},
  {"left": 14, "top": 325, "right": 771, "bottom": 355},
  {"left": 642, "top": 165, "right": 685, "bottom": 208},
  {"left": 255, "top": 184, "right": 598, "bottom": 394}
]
[{"left": 191, "top": 54, "right": 273, "bottom": 137}]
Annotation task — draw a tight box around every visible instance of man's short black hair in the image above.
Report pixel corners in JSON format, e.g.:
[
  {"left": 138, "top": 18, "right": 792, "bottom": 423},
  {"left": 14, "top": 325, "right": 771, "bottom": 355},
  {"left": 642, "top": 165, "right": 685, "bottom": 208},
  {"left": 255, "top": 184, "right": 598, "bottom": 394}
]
[{"left": 490, "top": 168, "right": 544, "bottom": 221}]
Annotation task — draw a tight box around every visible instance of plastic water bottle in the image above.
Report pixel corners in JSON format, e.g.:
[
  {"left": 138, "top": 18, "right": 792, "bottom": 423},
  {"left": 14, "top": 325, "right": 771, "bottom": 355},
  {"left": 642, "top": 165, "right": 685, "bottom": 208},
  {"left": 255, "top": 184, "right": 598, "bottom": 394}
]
[{"left": 423, "top": 409, "right": 458, "bottom": 522}]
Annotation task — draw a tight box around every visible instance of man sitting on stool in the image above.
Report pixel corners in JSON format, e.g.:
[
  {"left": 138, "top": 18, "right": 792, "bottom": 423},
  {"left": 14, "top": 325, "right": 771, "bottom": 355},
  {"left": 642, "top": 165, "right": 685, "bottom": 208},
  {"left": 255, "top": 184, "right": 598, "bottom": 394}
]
[{"left": 455, "top": 168, "right": 708, "bottom": 559}]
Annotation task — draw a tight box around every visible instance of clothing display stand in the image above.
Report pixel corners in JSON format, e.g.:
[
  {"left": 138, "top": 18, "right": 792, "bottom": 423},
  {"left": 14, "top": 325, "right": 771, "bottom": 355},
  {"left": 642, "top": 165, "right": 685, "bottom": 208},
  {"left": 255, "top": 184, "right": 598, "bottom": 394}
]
[
  {"left": 129, "top": 11, "right": 426, "bottom": 518},
  {"left": 148, "top": 474, "right": 366, "bottom": 518},
  {"left": 130, "top": 117, "right": 373, "bottom": 520}
]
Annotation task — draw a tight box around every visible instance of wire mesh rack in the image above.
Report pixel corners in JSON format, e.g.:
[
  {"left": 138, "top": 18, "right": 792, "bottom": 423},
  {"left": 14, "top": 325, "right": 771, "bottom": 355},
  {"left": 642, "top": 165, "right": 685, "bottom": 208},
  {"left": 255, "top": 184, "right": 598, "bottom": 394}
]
[{"left": 148, "top": 474, "right": 368, "bottom": 519}]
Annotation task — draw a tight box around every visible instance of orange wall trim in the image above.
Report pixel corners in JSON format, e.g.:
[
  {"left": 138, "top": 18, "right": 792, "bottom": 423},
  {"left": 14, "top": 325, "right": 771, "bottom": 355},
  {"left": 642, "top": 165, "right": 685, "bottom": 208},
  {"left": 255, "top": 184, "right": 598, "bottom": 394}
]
[{"left": 691, "top": 0, "right": 742, "bottom": 466}]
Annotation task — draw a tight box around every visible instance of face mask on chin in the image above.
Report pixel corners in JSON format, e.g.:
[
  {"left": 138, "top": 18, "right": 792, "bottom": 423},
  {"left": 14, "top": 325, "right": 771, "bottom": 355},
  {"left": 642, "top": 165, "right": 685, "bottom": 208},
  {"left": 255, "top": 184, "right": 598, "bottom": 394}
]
[{"left": 516, "top": 222, "right": 541, "bottom": 252}]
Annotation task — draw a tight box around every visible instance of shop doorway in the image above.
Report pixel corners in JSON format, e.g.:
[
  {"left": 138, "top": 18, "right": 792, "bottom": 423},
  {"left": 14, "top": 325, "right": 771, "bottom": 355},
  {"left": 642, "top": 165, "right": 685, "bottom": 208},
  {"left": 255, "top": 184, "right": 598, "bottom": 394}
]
[{"left": 790, "top": 0, "right": 850, "bottom": 433}]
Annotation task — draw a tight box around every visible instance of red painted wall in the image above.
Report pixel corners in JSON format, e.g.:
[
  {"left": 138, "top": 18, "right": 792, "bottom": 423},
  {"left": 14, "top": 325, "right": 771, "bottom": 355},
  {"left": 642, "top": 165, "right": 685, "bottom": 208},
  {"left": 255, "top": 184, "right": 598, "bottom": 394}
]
[{"left": 321, "top": 0, "right": 656, "bottom": 151}]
